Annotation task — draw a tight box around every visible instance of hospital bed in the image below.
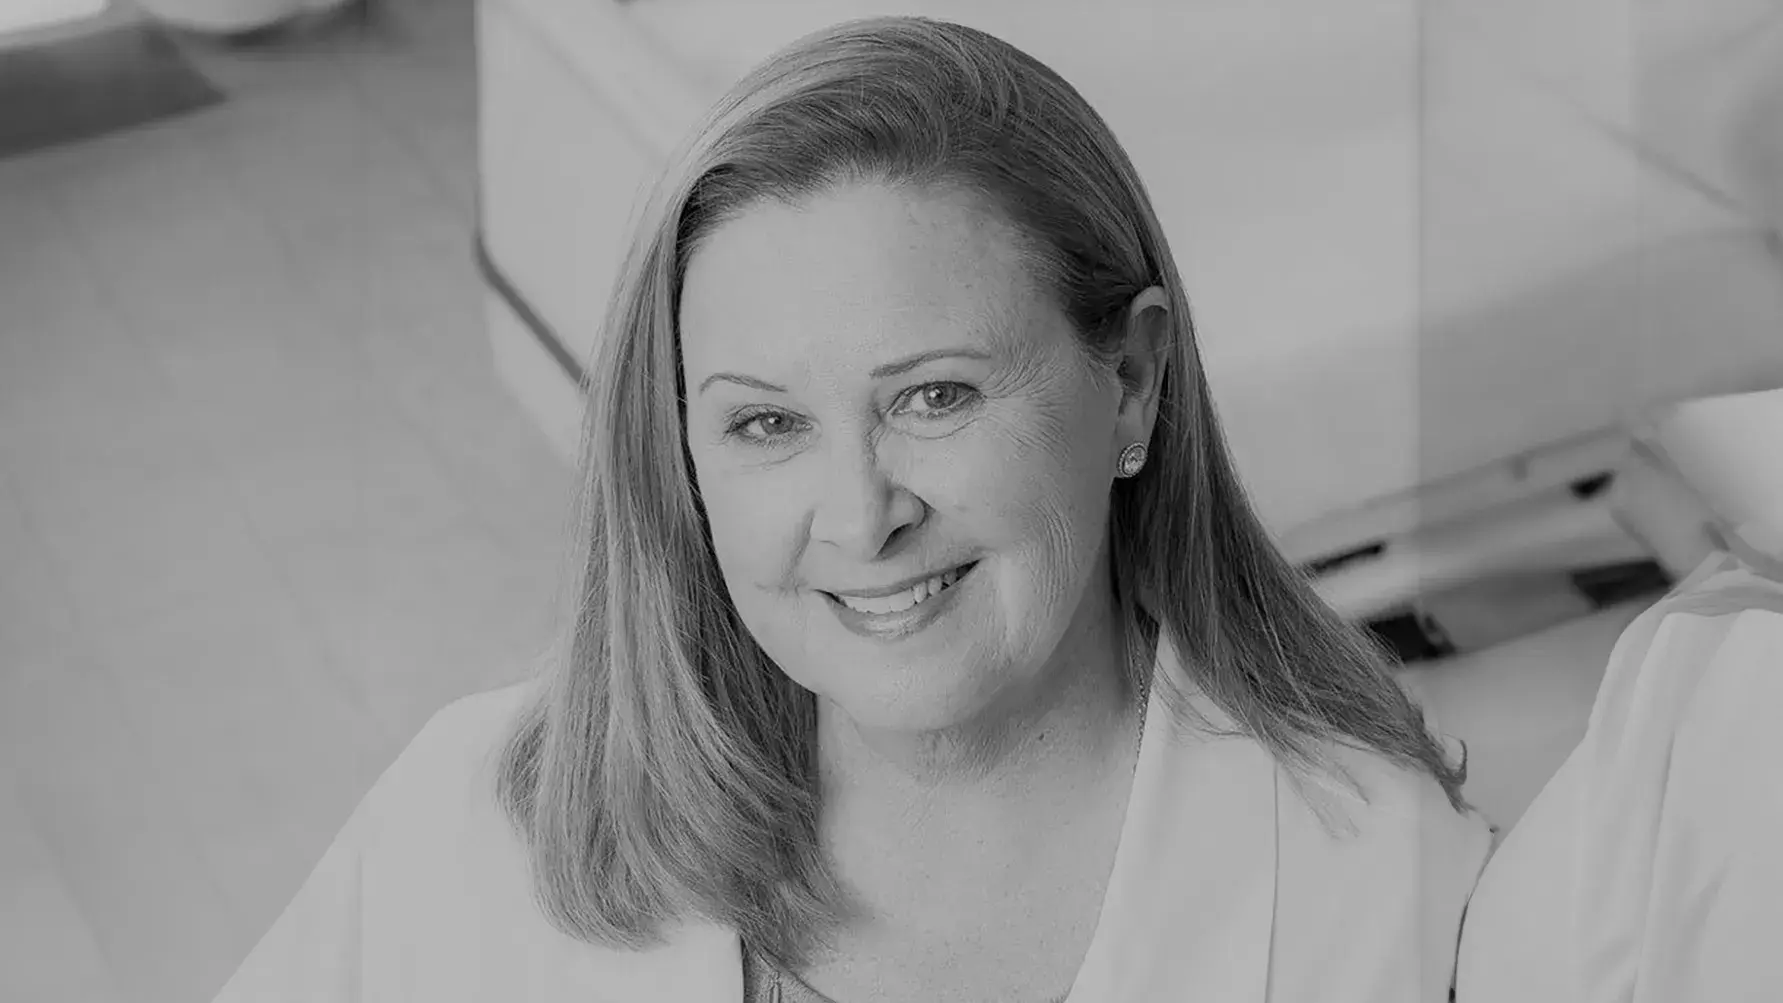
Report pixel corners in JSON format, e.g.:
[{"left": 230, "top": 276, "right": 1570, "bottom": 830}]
[{"left": 472, "top": 0, "right": 1783, "bottom": 835}]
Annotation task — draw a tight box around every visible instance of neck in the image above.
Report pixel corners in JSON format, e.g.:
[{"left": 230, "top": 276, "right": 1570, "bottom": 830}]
[{"left": 814, "top": 588, "right": 1149, "bottom": 877}]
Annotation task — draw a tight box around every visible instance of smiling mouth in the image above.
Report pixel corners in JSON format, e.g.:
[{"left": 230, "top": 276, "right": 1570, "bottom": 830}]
[{"left": 824, "top": 562, "right": 978, "bottom": 616}]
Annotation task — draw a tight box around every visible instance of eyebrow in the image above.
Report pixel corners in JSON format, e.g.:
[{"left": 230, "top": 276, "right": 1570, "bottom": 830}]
[{"left": 696, "top": 348, "right": 995, "bottom": 395}]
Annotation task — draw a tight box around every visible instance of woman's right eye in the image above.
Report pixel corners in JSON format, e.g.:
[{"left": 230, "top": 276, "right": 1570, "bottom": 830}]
[{"left": 725, "top": 408, "right": 807, "bottom": 445}]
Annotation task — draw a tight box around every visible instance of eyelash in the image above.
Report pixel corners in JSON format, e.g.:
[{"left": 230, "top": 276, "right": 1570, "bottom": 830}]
[{"left": 723, "top": 381, "right": 981, "bottom": 445}]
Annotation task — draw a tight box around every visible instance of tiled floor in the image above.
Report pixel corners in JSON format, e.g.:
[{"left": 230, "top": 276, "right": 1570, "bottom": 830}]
[{"left": 0, "top": 3, "right": 579, "bottom": 999}]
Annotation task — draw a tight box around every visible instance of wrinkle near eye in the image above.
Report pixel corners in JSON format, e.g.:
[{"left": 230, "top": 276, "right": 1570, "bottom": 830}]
[{"left": 981, "top": 341, "right": 1057, "bottom": 401}]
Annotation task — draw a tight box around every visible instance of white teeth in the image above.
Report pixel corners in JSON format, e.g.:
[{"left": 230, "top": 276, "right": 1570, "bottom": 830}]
[
  {"left": 838, "top": 567, "right": 966, "bottom": 616},
  {"left": 839, "top": 590, "right": 919, "bottom": 616}
]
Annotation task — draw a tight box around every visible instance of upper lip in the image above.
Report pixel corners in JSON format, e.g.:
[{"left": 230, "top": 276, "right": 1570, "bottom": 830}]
[{"left": 825, "top": 561, "right": 975, "bottom": 599}]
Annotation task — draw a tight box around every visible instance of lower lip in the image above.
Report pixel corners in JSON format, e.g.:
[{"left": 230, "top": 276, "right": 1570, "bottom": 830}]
[{"left": 823, "top": 562, "right": 978, "bottom": 641}]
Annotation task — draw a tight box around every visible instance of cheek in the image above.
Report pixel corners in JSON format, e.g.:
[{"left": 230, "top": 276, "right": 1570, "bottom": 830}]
[
  {"left": 938, "top": 388, "right": 1115, "bottom": 569},
  {"left": 691, "top": 458, "right": 803, "bottom": 592},
  {"left": 693, "top": 462, "right": 825, "bottom": 678}
]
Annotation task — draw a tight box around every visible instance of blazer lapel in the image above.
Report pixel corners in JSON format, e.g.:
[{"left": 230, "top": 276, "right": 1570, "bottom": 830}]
[{"left": 1071, "top": 646, "right": 1280, "bottom": 1002}]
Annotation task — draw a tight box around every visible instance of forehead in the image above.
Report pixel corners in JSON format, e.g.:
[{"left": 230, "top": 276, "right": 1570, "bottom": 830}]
[{"left": 678, "top": 183, "right": 1042, "bottom": 369}]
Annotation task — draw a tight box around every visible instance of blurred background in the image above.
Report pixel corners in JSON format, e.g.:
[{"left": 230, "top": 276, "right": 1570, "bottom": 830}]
[
  {"left": 2, "top": 2, "right": 572, "bottom": 1000},
  {"left": 2, "top": 0, "right": 1780, "bottom": 1000}
]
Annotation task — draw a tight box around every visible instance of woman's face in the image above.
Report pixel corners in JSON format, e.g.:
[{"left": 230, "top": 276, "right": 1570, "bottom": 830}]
[{"left": 679, "top": 182, "right": 1153, "bottom": 734}]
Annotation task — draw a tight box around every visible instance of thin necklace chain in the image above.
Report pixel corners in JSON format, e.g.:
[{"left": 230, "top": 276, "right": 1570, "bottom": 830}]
[{"left": 765, "top": 672, "right": 1153, "bottom": 1003}]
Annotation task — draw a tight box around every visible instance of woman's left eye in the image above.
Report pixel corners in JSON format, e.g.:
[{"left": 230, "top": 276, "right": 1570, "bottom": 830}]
[{"left": 897, "top": 381, "right": 980, "bottom": 417}]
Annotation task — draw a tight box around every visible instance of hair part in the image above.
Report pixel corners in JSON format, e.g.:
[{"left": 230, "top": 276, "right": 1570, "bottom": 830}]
[{"left": 496, "top": 15, "right": 1466, "bottom": 969}]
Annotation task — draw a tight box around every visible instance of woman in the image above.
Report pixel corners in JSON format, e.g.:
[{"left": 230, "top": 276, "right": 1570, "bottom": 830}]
[{"left": 215, "top": 16, "right": 1490, "bottom": 1002}]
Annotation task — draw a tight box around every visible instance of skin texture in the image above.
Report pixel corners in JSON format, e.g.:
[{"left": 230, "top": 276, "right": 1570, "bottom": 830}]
[{"left": 680, "top": 182, "right": 1171, "bottom": 1001}]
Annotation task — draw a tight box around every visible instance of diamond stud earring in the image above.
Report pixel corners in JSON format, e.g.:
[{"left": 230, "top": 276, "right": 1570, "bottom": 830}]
[{"left": 1116, "top": 442, "right": 1149, "bottom": 478}]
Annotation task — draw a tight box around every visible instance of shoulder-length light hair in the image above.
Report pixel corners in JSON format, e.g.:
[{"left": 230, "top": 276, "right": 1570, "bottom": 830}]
[{"left": 497, "top": 15, "right": 1466, "bottom": 968}]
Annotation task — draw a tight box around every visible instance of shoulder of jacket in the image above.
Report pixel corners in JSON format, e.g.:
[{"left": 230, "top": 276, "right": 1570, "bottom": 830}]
[
  {"left": 1298, "top": 737, "right": 1484, "bottom": 841},
  {"left": 360, "top": 680, "right": 539, "bottom": 840},
  {"left": 418, "top": 681, "right": 537, "bottom": 753}
]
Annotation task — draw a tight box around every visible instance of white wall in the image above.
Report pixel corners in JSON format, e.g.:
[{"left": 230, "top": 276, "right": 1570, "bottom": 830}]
[
  {"left": 1412, "top": 0, "right": 1783, "bottom": 526},
  {"left": 477, "top": 0, "right": 1783, "bottom": 541}
]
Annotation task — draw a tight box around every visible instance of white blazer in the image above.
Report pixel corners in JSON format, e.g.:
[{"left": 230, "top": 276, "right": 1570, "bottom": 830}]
[{"left": 215, "top": 639, "right": 1492, "bottom": 1002}]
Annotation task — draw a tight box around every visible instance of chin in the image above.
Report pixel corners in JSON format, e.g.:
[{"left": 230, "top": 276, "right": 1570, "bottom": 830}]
[
  {"left": 815, "top": 648, "right": 1010, "bottom": 733},
  {"left": 834, "top": 692, "right": 979, "bottom": 738}
]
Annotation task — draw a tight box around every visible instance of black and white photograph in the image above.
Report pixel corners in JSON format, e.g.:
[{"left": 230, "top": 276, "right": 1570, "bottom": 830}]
[{"left": 3, "top": 1, "right": 1781, "bottom": 1000}]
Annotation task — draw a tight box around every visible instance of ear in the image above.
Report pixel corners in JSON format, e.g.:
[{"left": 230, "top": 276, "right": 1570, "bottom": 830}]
[{"left": 1112, "top": 285, "right": 1171, "bottom": 452}]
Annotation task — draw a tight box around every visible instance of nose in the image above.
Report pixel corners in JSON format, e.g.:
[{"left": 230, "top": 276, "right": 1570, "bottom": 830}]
[{"left": 808, "top": 433, "right": 925, "bottom": 560}]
